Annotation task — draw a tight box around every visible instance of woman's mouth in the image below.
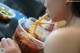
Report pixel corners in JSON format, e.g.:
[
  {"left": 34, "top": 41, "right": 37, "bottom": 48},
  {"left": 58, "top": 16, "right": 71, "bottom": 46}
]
[
  {"left": 46, "top": 9, "right": 50, "bottom": 17},
  {"left": 47, "top": 14, "right": 50, "bottom": 17}
]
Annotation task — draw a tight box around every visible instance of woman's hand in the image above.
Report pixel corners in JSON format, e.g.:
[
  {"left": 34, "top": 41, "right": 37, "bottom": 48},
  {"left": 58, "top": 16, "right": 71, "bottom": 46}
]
[
  {"left": 45, "top": 20, "right": 67, "bottom": 32},
  {"left": 45, "top": 22, "right": 58, "bottom": 32},
  {"left": 1, "top": 38, "right": 21, "bottom": 53}
]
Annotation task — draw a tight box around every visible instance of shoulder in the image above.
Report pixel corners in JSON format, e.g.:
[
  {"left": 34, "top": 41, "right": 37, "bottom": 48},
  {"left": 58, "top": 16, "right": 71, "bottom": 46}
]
[
  {"left": 46, "top": 27, "right": 80, "bottom": 44},
  {"left": 45, "top": 28, "right": 80, "bottom": 53},
  {"left": 49, "top": 27, "right": 80, "bottom": 38}
]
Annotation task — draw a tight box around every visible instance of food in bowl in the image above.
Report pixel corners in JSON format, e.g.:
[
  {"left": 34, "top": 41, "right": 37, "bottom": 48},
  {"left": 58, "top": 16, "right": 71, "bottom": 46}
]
[
  {"left": 0, "top": 4, "right": 15, "bottom": 24},
  {"left": 0, "top": 6, "right": 12, "bottom": 17},
  {"left": 13, "top": 26, "right": 43, "bottom": 53}
]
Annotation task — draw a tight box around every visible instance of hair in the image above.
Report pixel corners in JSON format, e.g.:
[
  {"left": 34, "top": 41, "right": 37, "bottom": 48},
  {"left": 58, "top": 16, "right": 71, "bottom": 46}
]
[{"left": 71, "top": 0, "right": 80, "bottom": 17}]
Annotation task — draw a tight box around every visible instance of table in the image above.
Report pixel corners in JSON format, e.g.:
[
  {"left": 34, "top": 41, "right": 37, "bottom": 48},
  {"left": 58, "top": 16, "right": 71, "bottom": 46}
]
[{"left": 1, "top": 10, "right": 28, "bottom": 38}]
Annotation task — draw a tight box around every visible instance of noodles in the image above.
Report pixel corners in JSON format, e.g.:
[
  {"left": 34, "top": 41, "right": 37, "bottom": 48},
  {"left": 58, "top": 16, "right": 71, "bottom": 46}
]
[
  {"left": 29, "top": 13, "right": 48, "bottom": 37},
  {"left": 29, "top": 13, "right": 67, "bottom": 37}
]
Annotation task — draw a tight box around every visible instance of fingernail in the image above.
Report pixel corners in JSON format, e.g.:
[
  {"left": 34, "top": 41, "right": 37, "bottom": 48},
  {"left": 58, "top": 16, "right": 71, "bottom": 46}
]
[
  {"left": 7, "top": 38, "right": 11, "bottom": 40},
  {"left": 1, "top": 38, "right": 6, "bottom": 40}
]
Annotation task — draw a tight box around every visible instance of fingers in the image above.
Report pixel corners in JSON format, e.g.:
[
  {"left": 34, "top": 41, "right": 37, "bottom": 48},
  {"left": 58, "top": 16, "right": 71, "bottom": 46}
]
[
  {"left": 7, "top": 38, "right": 15, "bottom": 46},
  {"left": 54, "top": 22, "right": 59, "bottom": 29},
  {"left": 1, "top": 38, "right": 21, "bottom": 53},
  {"left": 13, "top": 40, "right": 20, "bottom": 50},
  {"left": 45, "top": 24, "right": 54, "bottom": 32},
  {"left": 0, "top": 42, "right": 3, "bottom": 48},
  {"left": 7, "top": 38, "right": 21, "bottom": 53},
  {"left": 45, "top": 22, "right": 60, "bottom": 32},
  {"left": 1, "top": 38, "right": 19, "bottom": 48},
  {"left": 13, "top": 40, "right": 21, "bottom": 53},
  {"left": 1, "top": 38, "right": 9, "bottom": 49}
]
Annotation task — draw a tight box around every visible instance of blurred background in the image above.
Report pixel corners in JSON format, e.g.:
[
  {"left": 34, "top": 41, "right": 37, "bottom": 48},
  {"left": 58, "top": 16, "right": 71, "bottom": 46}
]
[
  {"left": 0, "top": 0, "right": 46, "bottom": 18},
  {"left": 0, "top": 0, "right": 46, "bottom": 39}
]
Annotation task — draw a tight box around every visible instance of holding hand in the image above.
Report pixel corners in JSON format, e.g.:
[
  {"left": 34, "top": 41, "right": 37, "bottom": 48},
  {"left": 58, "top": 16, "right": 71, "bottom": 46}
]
[
  {"left": 0, "top": 38, "right": 21, "bottom": 53},
  {"left": 45, "top": 22, "right": 59, "bottom": 32}
]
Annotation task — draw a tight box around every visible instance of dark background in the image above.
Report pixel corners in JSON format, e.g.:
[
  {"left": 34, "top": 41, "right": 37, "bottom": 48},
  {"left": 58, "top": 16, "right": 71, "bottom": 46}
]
[
  {"left": 0, "top": 0, "right": 46, "bottom": 39},
  {"left": 0, "top": 0, "right": 46, "bottom": 19}
]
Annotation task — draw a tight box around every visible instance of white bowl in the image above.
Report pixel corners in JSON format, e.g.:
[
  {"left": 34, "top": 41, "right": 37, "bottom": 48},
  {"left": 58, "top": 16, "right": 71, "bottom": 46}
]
[{"left": 0, "top": 3, "right": 15, "bottom": 18}]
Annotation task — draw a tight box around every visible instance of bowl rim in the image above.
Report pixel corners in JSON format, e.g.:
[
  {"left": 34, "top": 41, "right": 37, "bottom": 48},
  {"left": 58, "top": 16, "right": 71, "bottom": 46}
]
[
  {"left": 0, "top": 3, "right": 16, "bottom": 18},
  {"left": 18, "top": 18, "right": 44, "bottom": 45}
]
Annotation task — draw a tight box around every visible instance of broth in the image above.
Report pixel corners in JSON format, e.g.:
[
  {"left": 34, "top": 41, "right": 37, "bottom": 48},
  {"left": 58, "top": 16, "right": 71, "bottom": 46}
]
[{"left": 13, "top": 28, "right": 43, "bottom": 53}]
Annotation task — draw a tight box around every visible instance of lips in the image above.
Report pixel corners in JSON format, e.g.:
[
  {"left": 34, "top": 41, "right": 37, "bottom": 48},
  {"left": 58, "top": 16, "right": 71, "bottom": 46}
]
[
  {"left": 46, "top": 9, "right": 50, "bottom": 18},
  {"left": 47, "top": 14, "right": 50, "bottom": 18}
]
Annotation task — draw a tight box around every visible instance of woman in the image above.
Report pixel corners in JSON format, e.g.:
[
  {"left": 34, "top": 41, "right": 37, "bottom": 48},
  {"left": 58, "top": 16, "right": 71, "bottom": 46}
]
[
  {"left": 44, "top": 0, "right": 80, "bottom": 53},
  {"left": 45, "top": 0, "right": 80, "bottom": 32}
]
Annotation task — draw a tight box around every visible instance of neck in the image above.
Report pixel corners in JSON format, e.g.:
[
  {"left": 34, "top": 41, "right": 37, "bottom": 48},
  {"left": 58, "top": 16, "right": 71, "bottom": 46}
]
[{"left": 52, "top": 9, "right": 72, "bottom": 23}]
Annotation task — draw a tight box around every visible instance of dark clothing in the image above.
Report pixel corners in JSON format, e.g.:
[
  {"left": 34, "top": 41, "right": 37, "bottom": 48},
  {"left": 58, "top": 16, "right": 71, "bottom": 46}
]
[{"left": 0, "top": 0, "right": 46, "bottom": 18}]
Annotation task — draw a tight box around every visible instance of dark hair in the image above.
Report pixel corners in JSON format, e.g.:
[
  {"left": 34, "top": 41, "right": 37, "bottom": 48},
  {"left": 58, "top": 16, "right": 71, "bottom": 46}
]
[{"left": 72, "top": 0, "right": 80, "bottom": 17}]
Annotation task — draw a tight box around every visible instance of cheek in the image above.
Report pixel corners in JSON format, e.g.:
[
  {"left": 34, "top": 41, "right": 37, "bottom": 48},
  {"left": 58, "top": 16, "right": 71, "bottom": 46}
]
[
  {"left": 46, "top": 0, "right": 62, "bottom": 19},
  {"left": 46, "top": 0, "right": 67, "bottom": 20},
  {"left": 46, "top": 0, "right": 55, "bottom": 19}
]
